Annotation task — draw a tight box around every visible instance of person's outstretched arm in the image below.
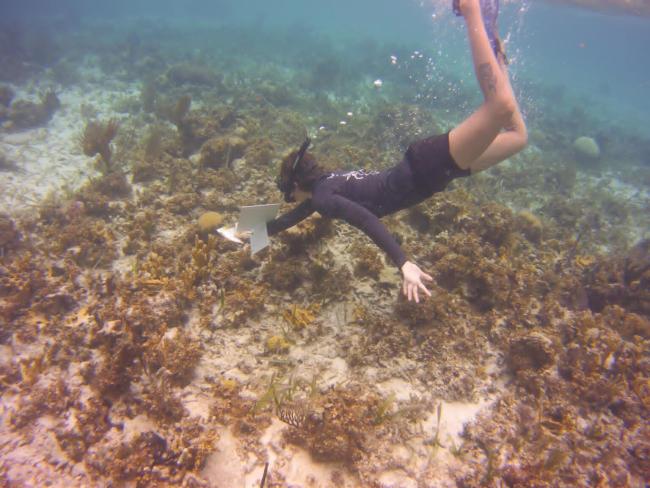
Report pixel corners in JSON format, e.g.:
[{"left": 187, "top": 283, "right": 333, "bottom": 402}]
[
  {"left": 266, "top": 200, "right": 316, "bottom": 236},
  {"left": 314, "top": 192, "right": 432, "bottom": 302}
]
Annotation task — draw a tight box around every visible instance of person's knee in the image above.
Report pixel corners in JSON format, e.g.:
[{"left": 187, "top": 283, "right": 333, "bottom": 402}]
[
  {"left": 514, "top": 131, "right": 528, "bottom": 153},
  {"left": 515, "top": 123, "right": 528, "bottom": 151},
  {"left": 488, "top": 95, "right": 516, "bottom": 126}
]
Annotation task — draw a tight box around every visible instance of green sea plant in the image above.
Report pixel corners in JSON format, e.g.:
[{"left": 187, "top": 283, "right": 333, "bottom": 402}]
[
  {"left": 266, "top": 334, "right": 291, "bottom": 354},
  {"left": 372, "top": 392, "right": 396, "bottom": 425},
  {"left": 253, "top": 373, "right": 296, "bottom": 415},
  {"left": 425, "top": 402, "right": 444, "bottom": 454},
  {"left": 282, "top": 303, "right": 320, "bottom": 331}
]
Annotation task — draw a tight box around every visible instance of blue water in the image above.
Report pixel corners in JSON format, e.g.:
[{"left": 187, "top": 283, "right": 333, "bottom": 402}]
[{"left": 2, "top": 0, "right": 649, "bottom": 155}]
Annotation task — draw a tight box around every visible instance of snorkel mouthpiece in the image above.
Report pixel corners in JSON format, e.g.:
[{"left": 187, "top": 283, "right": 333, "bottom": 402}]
[{"left": 279, "top": 137, "right": 311, "bottom": 203}]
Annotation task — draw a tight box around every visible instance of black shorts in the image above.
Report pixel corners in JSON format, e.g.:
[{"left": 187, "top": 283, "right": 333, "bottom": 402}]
[{"left": 405, "top": 131, "right": 470, "bottom": 196}]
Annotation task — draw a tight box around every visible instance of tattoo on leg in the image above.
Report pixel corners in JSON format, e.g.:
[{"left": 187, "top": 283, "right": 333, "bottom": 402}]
[{"left": 478, "top": 63, "right": 497, "bottom": 94}]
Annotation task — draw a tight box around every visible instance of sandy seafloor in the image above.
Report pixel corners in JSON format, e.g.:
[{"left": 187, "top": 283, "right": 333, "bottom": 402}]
[
  {"left": 0, "top": 79, "right": 499, "bottom": 484},
  {"left": 1, "top": 11, "right": 650, "bottom": 488}
]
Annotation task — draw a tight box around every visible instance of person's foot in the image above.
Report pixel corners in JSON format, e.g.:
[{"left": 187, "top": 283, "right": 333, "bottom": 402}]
[{"left": 453, "top": 0, "right": 505, "bottom": 61}]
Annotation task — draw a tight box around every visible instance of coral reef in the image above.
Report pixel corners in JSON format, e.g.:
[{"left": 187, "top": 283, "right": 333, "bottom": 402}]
[
  {"left": 458, "top": 305, "right": 650, "bottom": 487},
  {"left": 198, "top": 135, "right": 246, "bottom": 169},
  {"left": 0, "top": 214, "right": 20, "bottom": 255},
  {"left": 1, "top": 17, "right": 648, "bottom": 488},
  {"left": 196, "top": 211, "right": 224, "bottom": 232},
  {"left": 351, "top": 243, "right": 383, "bottom": 279},
  {"left": 80, "top": 119, "right": 120, "bottom": 172},
  {"left": 573, "top": 135, "right": 600, "bottom": 159},
  {"left": 4, "top": 90, "right": 60, "bottom": 130},
  {"left": 583, "top": 238, "right": 650, "bottom": 316}
]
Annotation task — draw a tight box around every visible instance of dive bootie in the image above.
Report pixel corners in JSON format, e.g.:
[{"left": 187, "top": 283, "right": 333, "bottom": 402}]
[{"left": 453, "top": 0, "right": 505, "bottom": 61}]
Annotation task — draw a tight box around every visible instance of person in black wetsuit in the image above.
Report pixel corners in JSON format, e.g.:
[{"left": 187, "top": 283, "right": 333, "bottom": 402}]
[{"left": 266, "top": 0, "right": 528, "bottom": 302}]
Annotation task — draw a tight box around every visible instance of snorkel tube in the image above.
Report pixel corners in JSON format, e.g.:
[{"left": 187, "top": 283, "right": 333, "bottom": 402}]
[{"left": 278, "top": 137, "right": 311, "bottom": 203}]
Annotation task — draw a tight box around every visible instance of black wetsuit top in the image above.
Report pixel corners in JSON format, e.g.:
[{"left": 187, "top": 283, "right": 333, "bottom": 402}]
[
  {"left": 266, "top": 134, "right": 470, "bottom": 269},
  {"left": 267, "top": 160, "right": 430, "bottom": 268}
]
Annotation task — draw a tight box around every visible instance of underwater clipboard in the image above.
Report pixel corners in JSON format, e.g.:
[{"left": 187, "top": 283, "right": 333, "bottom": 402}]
[{"left": 217, "top": 203, "right": 280, "bottom": 255}]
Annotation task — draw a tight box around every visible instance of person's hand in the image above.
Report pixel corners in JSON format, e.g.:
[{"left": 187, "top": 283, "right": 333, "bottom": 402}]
[
  {"left": 457, "top": 0, "right": 480, "bottom": 18},
  {"left": 400, "top": 261, "right": 433, "bottom": 303}
]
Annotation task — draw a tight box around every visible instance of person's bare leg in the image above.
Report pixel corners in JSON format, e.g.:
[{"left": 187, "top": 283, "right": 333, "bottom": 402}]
[
  {"left": 467, "top": 59, "right": 528, "bottom": 173},
  {"left": 448, "top": 0, "right": 521, "bottom": 170}
]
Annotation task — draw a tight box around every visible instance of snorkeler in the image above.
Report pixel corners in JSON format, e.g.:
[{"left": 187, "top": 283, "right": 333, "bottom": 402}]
[{"left": 265, "top": 0, "right": 528, "bottom": 303}]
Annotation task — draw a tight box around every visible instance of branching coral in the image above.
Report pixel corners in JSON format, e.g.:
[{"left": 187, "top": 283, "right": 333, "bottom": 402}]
[
  {"left": 80, "top": 118, "right": 120, "bottom": 171},
  {"left": 220, "top": 281, "right": 268, "bottom": 327},
  {"left": 0, "top": 251, "right": 49, "bottom": 321},
  {"left": 143, "top": 327, "right": 202, "bottom": 386},
  {"left": 10, "top": 378, "right": 77, "bottom": 430},
  {"left": 177, "top": 235, "right": 219, "bottom": 300},
  {"left": 45, "top": 217, "right": 117, "bottom": 268}
]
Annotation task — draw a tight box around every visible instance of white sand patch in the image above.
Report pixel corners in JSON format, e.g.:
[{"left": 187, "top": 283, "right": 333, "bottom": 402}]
[
  {"left": 0, "top": 79, "right": 138, "bottom": 215},
  {"left": 422, "top": 399, "right": 491, "bottom": 448},
  {"left": 201, "top": 429, "right": 248, "bottom": 487}
]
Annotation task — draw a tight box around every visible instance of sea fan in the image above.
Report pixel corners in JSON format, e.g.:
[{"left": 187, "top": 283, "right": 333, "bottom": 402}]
[{"left": 80, "top": 118, "right": 120, "bottom": 169}]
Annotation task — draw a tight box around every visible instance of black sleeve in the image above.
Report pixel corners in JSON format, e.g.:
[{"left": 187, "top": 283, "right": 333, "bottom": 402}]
[
  {"left": 315, "top": 193, "right": 407, "bottom": 269},
  {"left": 266, "top": 200, "right": 316, "bottom": 236}
]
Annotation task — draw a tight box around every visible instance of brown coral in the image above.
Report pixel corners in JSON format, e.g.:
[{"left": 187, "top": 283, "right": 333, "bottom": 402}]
[
  {"left": 80, "top": 118, "right": 120, "bottom": 169},
  {"left": 198, "top": 135, "right": 246, "bottom": 169},
  {"left": 506, "top": 331, "right": 556, "bottom": 374},
  {"left": 583, "top": 238, "right": 650, "bottom": 317},
  {"left": 0, "top": 213, "right": 20, "bottom": 254}
]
